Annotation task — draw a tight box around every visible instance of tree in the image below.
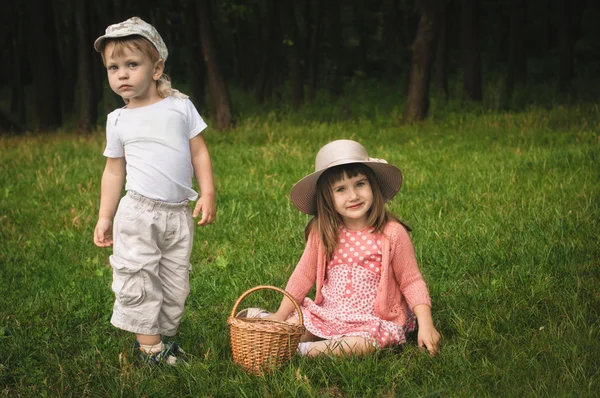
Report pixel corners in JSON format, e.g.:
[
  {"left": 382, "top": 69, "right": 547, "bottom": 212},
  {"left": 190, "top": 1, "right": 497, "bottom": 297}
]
[
  {"left": 27, "top": 0, "right": 63, "bottom": 130},
  {"left": 352, "top": 0, "right": 370, "bottom": 75},
  {"left": 196, "top": 0, "right": 234, "bottom": 130},
  {"left": 10, "top": 34, "right": 26, "bottom": 128},
  {"left": 557, "top": 0, "right": 582, "bottom": 94},
  {"left": 75, "top": 0, "right": 97, "bottom": 132},
  {"left": 306, "top": 0, "right": 323, "bottom": 102},
  {"left": 280, "top": 1, "right": 304, "bottom": 108},
  {"left": 383, "top": 0, "right": 399, "bottom": 85},
  {"left": 325, "top": 0, "right": 343, "bottom": 96},
  {"left": 507, "top": 0, "right": 527, "bottom": 98},
  {"left": 434, "top": 0, "right": 449, "bottom": 99},
  {"left": 183, "top": 0, "right": 206, "bottom": 112},
  {"left": 227, "top": 2, "right": 260, "bottom": 91},
  {"left": 6, "top": 0, "right": 26, "bottom": 128},
  {"left": 53, "top": 0, "right": 76, "bottom": 116},
  {"left": 255, "top": 0, "right": 283, "bottom": 103},
  {"left": 461, "top": 0, "right": 482, "bottom": 101},
  {"left": 404, "top": 0, "right": 441, "bottom": 122}
]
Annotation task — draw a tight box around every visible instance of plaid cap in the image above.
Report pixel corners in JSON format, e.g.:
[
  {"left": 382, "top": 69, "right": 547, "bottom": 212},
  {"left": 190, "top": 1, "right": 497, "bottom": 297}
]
[{"left": 94, "top": 16, "right": 168, "bottom": 61}]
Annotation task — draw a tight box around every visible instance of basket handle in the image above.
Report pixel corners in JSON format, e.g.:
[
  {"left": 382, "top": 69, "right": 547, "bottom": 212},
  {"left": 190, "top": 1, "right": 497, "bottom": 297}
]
[{"left": 230, "top": 285, "right": 304, "bottom": 326}]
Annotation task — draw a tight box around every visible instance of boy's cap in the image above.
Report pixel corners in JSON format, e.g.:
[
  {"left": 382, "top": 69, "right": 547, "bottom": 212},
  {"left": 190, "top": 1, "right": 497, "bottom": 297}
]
[{"left": 94, "top": 16, "right": 168, "bottom": 61}]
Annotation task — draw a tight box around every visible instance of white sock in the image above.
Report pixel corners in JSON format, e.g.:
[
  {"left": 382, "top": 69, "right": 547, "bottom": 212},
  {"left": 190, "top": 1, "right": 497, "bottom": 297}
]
[
  {"left": 297, "top": 342, "right": 311, "bottom": 356},
  {"left": 139, "top": 342, "right": 164, "bottom": 355}
]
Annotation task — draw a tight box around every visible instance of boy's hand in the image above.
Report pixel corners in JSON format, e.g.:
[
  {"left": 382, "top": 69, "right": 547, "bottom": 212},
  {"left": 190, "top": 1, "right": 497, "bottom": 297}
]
[
  {"left": 193, "top": 194, "right": 216, "bottom": 226},
  {"left": 94, "top": 218, "right": 114, "bottom": 247}
]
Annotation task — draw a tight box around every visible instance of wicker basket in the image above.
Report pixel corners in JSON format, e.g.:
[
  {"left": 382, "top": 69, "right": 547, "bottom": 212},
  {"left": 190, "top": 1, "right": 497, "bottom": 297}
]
[{"left": 227, "top": 285, "right": 305, "bottom": 375}]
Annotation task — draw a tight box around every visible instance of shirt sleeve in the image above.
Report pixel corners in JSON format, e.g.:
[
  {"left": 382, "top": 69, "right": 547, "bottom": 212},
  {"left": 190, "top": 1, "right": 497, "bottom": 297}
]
[
  {"left": 103, "top": 112, "right": 124, "bottom": 158},
  {"left": 285, "top": 231, "right": 320, "bottom": 304},
  {"left": 390, "top": 224, "right": 432, "bottom": 309},
  {"left": 185, "top": 99, "right": 208, "bottom": 139}
]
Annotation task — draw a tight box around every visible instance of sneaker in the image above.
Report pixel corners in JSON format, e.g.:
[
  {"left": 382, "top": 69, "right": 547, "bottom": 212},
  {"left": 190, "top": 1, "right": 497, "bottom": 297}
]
[
  {"left": 236, "top": 308, "right": 271, "bottom": 319},
  {"left": 136, "top": 341, "right": 188, "bottom": 366}
]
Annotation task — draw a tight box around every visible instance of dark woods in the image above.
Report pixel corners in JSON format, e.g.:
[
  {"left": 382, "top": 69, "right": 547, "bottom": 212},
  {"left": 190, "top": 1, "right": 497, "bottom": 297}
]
[{"left": 0, "top": 0, "right": 598, "bottom": 134}]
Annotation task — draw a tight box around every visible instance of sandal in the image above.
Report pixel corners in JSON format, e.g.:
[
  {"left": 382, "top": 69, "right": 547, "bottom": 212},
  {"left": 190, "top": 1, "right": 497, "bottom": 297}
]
[{"left": 136, "top": 341, "right": 188, "bottom": 366}]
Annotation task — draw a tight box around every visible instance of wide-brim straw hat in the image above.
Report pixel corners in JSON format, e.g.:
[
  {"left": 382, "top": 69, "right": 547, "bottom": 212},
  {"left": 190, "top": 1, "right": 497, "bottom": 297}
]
[{"left": 290, "top": 140, "right": 403, "bottom": 215}]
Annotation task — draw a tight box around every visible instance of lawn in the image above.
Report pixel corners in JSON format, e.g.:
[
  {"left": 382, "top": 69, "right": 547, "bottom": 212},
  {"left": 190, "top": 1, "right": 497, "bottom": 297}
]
[{"left": 1, "top": 102, "right": 599, "bottom": 397}]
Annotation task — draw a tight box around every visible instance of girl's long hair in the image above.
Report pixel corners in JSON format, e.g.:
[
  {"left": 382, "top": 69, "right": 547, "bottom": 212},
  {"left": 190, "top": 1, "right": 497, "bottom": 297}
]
[
  {"left": 305, "top": 163, "right": 409, "bottom": 260},
  {"left": 100, "top": 36, "right": 173, "bottom": 103}
]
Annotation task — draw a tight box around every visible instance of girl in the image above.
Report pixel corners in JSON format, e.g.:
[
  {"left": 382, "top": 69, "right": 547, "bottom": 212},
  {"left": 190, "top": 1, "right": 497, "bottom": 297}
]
[
  {"left": 92, "top": 17, "right": 216, "bottom": 365},
  {"left": 268, "top": 140, "right": 440, "bottom": 357}
]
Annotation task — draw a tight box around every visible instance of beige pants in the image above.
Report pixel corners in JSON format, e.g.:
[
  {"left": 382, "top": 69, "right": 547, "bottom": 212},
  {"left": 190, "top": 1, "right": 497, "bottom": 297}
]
[{"left": 110, "top": 191, "right": 194, "bottom": 336}]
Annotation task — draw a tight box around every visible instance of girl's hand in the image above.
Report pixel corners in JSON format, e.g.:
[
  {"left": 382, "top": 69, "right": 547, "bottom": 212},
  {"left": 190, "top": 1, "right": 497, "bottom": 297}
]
[
  {"left": 417, "top": 323, "right": 441, "bottom": 356},
  {"left": 193, "top": 194, "right": 216, "bottom": 226},
  {"left": 94, "top": 218, "right": 113, "bottom": 247},
  {"left": 266, "top": 296, "right": 298, "bottom": 323},
  {"left": 412, "top": 304, "right": 441, "bottom": 356},
  {"left": 264, "top": 311, "right": 289, "bottom": 322}
]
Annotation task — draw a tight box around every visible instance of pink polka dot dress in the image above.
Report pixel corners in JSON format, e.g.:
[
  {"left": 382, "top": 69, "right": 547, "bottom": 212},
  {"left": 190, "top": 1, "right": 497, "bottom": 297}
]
[{"left": 299, "top": 227, "right": 417, "bottom": 348}]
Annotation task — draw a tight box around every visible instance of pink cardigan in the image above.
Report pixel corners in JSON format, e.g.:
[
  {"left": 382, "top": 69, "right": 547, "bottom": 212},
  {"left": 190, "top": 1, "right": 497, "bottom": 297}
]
[{"left": 285, "top": 221, "right": 432, "bottom": 327}]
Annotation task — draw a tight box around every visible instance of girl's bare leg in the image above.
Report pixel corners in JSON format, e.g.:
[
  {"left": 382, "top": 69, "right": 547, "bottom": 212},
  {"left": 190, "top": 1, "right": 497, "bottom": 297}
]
[
  {"left": 285, "top": 314, "right": 376, "bottom": 355},
  {"left": 303, "top": 336, "right": 375, "bottom": 357}
]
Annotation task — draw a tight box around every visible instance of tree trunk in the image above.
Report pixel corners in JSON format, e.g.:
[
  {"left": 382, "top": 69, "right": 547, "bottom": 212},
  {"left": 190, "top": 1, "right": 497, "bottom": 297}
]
[
  {"left": 541, "top": 0, "right": 554, "bottom": 53},
  {"left": 0, "top": 109, "right": 25, "bottom": 135},
  {"left": 27, "top": 0, "right": 62, "bottom": 130},
  {"left": 280, "top": 1, "right": 304, "bottom": 108},
  {"left": 303, "top": 0, "right": 311, "bottom": 72},
  {"left": 183, "top": 0, "right": 206, "bottom": 112},
  {"left": 307, "top": 0, "right": 322, "bottom": 102},
  {"left": 383, "top": 0, "right": 398, "bottom": 85},
  {"left": 325, "top": 0, "right": 343, "bottom": 96},
  {"left": 404, "top": 0, "right": 441, "bottom": 122},
  {"left": 256, "top": 0, "right": 276, "bottom": 103},
  {"left": 434, "top": 1, "right": 449, "bottom": 99},
  {"left": 53, "top": 0, "right": 75, "bottom": 116},
  {"left": 353, "top": 0, "right": 369, "bottom": 75},
  {"left": 557, "top": 0, "right": 582, "bottom": 94},
  {"left": 75, "top": 0, "right": 97, "bottom": 132},
  {"left": 507, "top": 0, "right": 526, "bottom": 98},
  {"left": 11, "top": 37, "right": 26, "bottom": 126},
  {"left": 4, "top": 2, "right": 26, "bottom": 135},
  {"left": 229, "top": 4, "right": 259, "bottom": 90},
  {"left": 460, "top": 0, "right": 482, "bottom": 101},
  {"left": 9, "top": 3, "right": 26, "bottom": 126},
  {"left": 197, "top": 0, "right": 234, "bottom": 130}
]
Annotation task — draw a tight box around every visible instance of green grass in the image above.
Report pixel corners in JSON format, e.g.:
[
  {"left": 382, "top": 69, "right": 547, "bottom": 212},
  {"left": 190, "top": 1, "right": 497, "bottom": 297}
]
[{"left": 1, "top": 102, "right": 599, "bottom": 397}]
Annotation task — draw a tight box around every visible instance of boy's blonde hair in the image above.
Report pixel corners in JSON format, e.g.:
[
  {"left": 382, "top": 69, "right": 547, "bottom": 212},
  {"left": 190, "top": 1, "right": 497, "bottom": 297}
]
[
  {"left": 99, "top": 35, "right": 173, "bottom": 102},
  {"left": 306, "top": 163, "right": 405, "bottom": 260}
]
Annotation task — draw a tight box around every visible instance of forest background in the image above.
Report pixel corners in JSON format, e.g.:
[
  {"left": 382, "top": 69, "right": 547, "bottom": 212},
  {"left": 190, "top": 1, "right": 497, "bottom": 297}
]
[
  {"left": 1, "top": 0, "right": 600, "bottom": 132},
  {"left": 0, "top": 0, "right": 599, "bottom": 397}
]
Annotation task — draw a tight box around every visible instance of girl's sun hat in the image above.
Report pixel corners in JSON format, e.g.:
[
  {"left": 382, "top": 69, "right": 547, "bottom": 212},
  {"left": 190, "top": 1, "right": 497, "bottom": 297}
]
[
  {"left": 94, "top": 16, "right": 168, "bottom": 61},
  {"left": 290, "top": 139, "right": 403, "bottom": 215}
]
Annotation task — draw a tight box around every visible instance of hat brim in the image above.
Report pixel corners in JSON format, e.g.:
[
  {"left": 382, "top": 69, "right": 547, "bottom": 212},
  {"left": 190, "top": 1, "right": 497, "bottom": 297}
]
[
  {"left": 94, "top": 32, "right": 150, "bottom": 52},
  {"left": 94, "top": 33, "right": 167, "bottom": 61},
  {"left": 290, "top": 160, "right": 403, "bottom": 215},
  {"left": 94, "top": 34, "right": 134, "bottom": 53}
]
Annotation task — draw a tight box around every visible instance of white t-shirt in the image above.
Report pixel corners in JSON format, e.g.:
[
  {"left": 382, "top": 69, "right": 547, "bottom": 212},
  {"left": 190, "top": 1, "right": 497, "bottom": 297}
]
[{"left": 104, "top": 96, "right": 207, "bottom": 203}]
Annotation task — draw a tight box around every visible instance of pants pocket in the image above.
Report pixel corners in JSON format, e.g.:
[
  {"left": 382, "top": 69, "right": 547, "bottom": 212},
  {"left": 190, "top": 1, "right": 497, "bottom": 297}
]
[
  {"left": 118, "top": 197, "right": 146, "bottom": 221},
  {"left": 113, "top": 272, "right": 146, "bottom": 307},
  {"left": 111, "top": 256, "right": 147, "bottom": 307}
]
